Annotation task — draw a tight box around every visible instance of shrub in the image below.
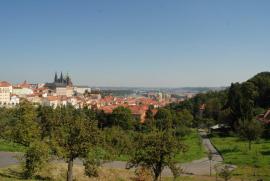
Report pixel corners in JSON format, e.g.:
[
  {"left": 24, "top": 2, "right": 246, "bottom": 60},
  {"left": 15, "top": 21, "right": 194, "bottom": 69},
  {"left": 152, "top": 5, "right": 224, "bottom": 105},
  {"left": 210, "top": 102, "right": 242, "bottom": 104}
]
[{"left": 24, "top": 141, "right": 50, "bottom": 178}]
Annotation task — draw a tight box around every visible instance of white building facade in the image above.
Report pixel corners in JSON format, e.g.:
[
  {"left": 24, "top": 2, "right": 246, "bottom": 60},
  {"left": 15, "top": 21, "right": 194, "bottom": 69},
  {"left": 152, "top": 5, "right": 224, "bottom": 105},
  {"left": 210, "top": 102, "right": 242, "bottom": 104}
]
[{"left": 0, "top": 81, "right": 12, "bottom": 106}]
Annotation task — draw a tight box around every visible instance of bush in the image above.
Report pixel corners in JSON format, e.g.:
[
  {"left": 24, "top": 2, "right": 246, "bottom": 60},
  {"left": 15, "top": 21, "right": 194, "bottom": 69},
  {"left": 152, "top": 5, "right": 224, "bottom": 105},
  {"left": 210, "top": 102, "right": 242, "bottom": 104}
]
[
  {"left": 24, "top": 141, "right": 50, "bottom": 178},
  {"left": 84, "top": 147, "right": 109, "bottom": 178}
]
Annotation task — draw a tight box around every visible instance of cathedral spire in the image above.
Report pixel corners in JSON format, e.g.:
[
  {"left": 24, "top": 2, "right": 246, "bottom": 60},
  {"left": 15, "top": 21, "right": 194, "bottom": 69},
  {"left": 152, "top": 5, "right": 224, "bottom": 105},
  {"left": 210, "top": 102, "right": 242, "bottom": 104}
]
[
  {"left": 60, "top": 72, "right": 63, "bottom": 83},
  {"left": 54, "top": 72, "right": 58, "bottom": 83}
]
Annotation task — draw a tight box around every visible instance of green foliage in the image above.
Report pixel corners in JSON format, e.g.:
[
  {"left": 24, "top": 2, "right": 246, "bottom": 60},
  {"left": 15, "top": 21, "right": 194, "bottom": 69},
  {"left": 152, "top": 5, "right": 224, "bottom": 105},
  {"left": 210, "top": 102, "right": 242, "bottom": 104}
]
[
  {"left": 127, "top": 129, "right": 184, "bottom": 181},
  {"left": 103, "top": 127, "right": 133, "bottom": 158},
  {"left": 248, "top": 72, "right": 270, "bottom": 108},
  {"left": 51, "top": 106, "right": 100, "bottom": 158},
  {"left": 238, "top": 118, "right": 263, "bottom": 150},
  {"left": 37, "top": 105, "right": 55, "bottom": 139},
  {"left": 24, "top": 141, "right": 50, "bottom": 178},
  {"left": 11, "top": 101, "right": 41, "bottom": 146},
  {"left": 0, "top": 107, "right": 15, "bottom": 139},
  {"left": 47, "top": 106, "right": 101, "bottom": 181},
  {"left": 167, "top": 71, "right": 270, "bottom": 133},
  {"left": 83, "top": 147, "right": 108, "bottom": 177},
  {"left": 110, "top": 106, "right": 135, "bottom": 130},
  {"left": 154, "top": 108, "right": 173, "bottom": 131}
]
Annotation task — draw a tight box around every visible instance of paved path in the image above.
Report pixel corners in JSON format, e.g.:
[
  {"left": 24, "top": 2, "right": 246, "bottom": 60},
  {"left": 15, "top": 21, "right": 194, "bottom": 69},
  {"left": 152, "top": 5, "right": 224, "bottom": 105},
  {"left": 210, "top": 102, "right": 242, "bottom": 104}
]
[
  {"left": 0, "top": 152, "right": 22, "bottom": 168},
  {"left": 0, "top": 130, "right": 234, "bottom": 176}
]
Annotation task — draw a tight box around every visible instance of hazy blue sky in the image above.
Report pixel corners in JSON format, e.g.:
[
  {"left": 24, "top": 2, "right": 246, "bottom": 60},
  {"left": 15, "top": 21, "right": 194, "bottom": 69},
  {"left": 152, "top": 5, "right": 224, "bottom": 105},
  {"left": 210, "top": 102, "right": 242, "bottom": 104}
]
[{"left": 0, "top": 0, "right": 270, "bottom": 87}]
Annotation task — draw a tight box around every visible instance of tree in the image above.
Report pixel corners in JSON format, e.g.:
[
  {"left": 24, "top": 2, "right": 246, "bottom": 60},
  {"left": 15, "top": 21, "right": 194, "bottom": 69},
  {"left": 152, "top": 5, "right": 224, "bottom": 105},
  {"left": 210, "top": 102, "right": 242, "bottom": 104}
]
[
  {"left": 50, "top": 106, "right": 100, "bottom": 181},
  {"left": 226, "top": 82, "right": 258, "bottom": 128},
  {"left": 154, "top": 108, "right": 173, "bottom": 131},
  {"left": 37, "top": 105, "right": 55, "bottom": 139},
  {"left": 177, "top": 109, "right": 193, "bottom": 127},
  {"left": 226, "top": 83, "right": 243, "bottom": 124},
  {"left": 218, "top": 165, "right": 233, "bottom": 181},
  {"left": 240, "top": 82, "right": 258, "bottom": 120},
  {"left": 205, "top": 98, "right": 222, "bottom": 121},
  {"left": 11, "top": 101, "right": 41, "bottom": 146},
  {"left": 0, "top": 107, "right": 15, "bottom": 139},
  {"left": 249, "top": 72, "right": 270, "bottom": 108},
  {"left": 238, "top": 118, "right": 263, "bottom": 150},
  {"left": 83, "top": 147, "right": 109, "bottom": 177},
  {"left": 103, "top": 127, "right": 133, "bottom": 157},
  {"left": 138, "top": 107, "right": 155, "bottom": 132},
  {"left": 127, "top": 108, "right": 186, "bottom": 181},
  {"left": 110, "top": 106, "right": 135, "bottom": 130},
  {"left": 127, "top": 129, "right": 184, "bottom": 181},
  {"left": 24, "top": 141, "right": 50, "bottom": 178}
]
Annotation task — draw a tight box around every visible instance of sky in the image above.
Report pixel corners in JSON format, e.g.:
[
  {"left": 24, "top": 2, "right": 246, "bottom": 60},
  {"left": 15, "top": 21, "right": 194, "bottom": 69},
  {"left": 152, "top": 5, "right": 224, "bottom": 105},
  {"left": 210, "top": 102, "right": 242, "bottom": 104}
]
[{"left": 0, "top": 0, "right": 270, "bottom": 87}]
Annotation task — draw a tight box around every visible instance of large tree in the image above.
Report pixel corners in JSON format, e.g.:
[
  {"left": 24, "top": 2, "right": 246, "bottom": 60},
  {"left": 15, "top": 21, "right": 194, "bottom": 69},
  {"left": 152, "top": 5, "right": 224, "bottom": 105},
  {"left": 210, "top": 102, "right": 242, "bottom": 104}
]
[
  {"left": 128, "top": 108, "right": 185, "bottom": 181},
  {"left": 238, "top": 118, "right": 263, "bottom": 150},
  {"left": 50, "top": 105, "right": 100, "bottom": 181},
  {"left": 127, "top": 129, "right": 184, "bottom": 181}
]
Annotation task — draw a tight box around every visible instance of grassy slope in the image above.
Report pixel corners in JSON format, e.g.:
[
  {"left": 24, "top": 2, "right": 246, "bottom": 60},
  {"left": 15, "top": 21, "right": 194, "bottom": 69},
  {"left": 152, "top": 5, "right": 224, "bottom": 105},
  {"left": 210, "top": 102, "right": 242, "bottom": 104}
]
[
  {"left": 174, "top": 131, "right": 206, "bottom": 163},
  {"left": 0, "top": 139, "right": 25, "bottom": 152},
  {"left": 211, "top": 136, "right": 270, "bottom": 181}
]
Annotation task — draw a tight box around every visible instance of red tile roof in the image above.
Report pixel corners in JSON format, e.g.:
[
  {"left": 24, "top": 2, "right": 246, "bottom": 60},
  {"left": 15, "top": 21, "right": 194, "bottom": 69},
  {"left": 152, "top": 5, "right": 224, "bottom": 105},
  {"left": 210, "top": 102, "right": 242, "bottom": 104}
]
[
  {"left": 16, "top": 80, "right": 31, "bottom": 88},
  {"left": 0, "top": 81, "right": 11, "bottom": 87}
]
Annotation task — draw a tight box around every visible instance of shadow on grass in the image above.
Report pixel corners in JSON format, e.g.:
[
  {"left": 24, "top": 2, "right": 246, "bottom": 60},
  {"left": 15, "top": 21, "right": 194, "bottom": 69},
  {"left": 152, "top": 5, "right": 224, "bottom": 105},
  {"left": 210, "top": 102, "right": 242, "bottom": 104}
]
[
  {"left": 219, "top": 146, "right": 241, "bottom": 154},
  {"left": 261, "top": 150, "right": 270, "bottom": 156},
  {"left": 0, "top": 168, "right": 24, "bottom": 179},
  {"left": 0, "top": 168, "right": 49, "bottom": 181}
]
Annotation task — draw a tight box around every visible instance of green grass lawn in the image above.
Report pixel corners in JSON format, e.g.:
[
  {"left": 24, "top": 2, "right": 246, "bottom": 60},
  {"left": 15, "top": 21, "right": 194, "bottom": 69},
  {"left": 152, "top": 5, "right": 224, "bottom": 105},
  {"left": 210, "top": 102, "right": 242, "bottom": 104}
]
[
  {"left": 0, "top": 139, "right": 26, "bottom": 152},
  {"left": 211, "top": 136, "right": 270, "bottom": 166},
  {"left": 211, "top": 136, "right": 270, "bottom": 181},
  {"left": 174, "top": 131, "right": 206, "bottom": 163}
]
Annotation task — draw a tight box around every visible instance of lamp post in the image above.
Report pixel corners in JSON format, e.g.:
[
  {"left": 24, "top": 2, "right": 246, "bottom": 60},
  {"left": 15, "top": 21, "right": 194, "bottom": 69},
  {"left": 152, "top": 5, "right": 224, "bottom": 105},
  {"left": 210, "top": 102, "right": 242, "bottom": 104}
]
[{"left": 208, "top": 151, "right": 213, "bottom": 176}]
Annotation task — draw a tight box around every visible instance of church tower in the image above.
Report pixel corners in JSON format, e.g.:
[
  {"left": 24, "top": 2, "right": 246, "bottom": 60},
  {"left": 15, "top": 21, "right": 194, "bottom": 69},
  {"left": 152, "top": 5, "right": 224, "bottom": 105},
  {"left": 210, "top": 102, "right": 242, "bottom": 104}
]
[
  {"left": 54, "top": 72, "right": 58, "bottom": 83},
  {"left": 60, "top": 72, "right": 63, "bottom": 83}
]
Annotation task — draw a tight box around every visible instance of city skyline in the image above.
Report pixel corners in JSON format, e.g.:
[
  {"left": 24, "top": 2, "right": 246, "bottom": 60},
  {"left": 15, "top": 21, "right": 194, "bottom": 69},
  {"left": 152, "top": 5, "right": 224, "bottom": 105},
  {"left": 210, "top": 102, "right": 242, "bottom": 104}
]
[{"left": 1, "top": 0, "right": 270, "bottom": 87}]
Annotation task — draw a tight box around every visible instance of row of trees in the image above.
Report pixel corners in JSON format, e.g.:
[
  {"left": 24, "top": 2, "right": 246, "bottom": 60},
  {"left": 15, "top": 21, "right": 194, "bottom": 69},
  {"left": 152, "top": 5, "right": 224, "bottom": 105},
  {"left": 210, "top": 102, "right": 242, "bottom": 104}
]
[{"left": 0, "top": 101, "right": 193, "bottom": 181}]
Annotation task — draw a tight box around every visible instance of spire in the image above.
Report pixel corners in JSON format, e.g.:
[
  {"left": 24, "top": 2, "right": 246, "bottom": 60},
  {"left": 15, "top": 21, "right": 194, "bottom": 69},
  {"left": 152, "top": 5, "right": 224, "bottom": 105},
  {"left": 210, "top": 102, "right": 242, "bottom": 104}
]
[
  {"left": 54, "top": 72, "right": 58, "bottom": 83},
  {"left": 60, "top": 72, "right": 63, "bottom": 83}
]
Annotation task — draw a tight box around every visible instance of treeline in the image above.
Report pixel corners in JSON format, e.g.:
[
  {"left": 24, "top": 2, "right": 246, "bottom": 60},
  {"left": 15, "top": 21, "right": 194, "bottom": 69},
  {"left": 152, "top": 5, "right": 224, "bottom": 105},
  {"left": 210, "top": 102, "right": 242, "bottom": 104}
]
[
  {"left": 0, "top": 101, "right": 194, "bottom": 181},
  {"left": 168, "top": 72, "right": 270, "bottom": 149}
]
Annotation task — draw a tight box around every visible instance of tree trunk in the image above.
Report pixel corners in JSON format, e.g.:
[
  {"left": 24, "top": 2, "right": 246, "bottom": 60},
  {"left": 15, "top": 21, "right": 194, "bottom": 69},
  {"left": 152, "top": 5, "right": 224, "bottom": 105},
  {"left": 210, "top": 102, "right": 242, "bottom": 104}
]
[
  {"left": 249, "top": 140, "right": 252, "bottom": 150},
  {"left": 67, "top": 158, "right": 74, "bottom": 181},
  {"left": 153, "top": 169, "right": 160, "bottom": 181},
  {"left": 154, "top": 166, "right": 161, "bottom": 181},
  {"left": 153, "top": 174, "right": 159, "bottom": 181}
]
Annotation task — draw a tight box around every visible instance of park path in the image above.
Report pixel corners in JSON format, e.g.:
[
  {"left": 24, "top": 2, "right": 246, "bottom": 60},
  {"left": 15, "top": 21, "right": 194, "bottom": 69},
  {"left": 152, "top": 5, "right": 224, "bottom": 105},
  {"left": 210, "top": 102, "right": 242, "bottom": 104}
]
[{"left": 0, "top": 130, "right": 232, "bottom": 176}]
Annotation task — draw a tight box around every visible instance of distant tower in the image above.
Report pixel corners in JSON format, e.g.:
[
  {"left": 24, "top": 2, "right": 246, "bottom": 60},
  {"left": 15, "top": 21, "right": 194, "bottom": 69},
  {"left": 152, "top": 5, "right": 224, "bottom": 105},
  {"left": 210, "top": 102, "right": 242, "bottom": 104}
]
[
  {"left": 66, "top": 72, "right": 71, "bottom": 86},
  {"left": 60, "top": 72, "right": 63, "bottom": 83},
  {"left": 54, "top": 72, "right": 58, "bottom": 83}
]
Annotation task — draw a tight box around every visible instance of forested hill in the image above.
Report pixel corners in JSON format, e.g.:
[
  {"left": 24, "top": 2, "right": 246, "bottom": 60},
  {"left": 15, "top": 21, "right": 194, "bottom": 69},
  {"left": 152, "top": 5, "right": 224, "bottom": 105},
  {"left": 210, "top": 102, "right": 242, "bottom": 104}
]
[{"left": 168, "top": 71, "right": 270, "bottom": 129}]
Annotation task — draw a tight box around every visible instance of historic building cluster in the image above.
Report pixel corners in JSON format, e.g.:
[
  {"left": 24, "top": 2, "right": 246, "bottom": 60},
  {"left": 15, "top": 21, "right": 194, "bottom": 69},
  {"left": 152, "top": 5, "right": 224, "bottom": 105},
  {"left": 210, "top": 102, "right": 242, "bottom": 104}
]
[{"left": 0, "top": 73, "right": 176, "bottom": 122}]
